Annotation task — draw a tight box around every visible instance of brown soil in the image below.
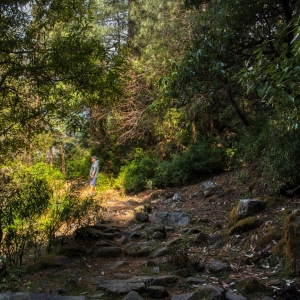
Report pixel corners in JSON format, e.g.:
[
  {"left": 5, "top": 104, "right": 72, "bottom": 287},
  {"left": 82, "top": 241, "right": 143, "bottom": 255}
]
[{"left": 7, "top": 165, "right": 300, "bottom": 298}]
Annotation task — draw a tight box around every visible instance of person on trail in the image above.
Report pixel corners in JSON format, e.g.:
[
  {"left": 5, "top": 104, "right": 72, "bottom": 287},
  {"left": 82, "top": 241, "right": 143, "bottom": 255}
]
[{"left": 89, "top": 156, "right": 99, "bottom": 195}]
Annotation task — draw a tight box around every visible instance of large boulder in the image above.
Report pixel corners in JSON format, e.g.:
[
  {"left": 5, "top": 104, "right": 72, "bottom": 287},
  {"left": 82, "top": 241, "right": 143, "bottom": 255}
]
[
  {"left": 145, "top": 286, "right": 168, "bottom": 299},
  {"left": 98, "top": 278, "right": 145, "bottom": 295},
  {"left": 208, "top": 259, "right": 231, "bottom": 273},
  {"left": 125, "top": 241, "right": 157, "bottom": 256},
  {"left": 123, "top": 291, "right": 144, "bottom": 300},
  {"left": 149, "top": 212, "right": 190, "bottom": 226},
  {"left": 236, "top": 199, "right": 266, "bottom": 217}
]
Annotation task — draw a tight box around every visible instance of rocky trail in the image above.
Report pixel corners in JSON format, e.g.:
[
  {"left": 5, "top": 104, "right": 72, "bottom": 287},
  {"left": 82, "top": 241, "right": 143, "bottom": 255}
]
[{"left": 1, "top": 169, "right": 300, "bottom": 300}]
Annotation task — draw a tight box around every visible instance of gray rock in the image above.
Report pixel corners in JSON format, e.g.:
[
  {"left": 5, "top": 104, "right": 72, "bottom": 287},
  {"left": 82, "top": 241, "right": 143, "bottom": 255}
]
[
  {"left": 163, "top": 198, "right": 174, "bottom": 204},
  {"left": 146, "top": 275, "right": 178, "bottom": 286},
  {"left": 135, "top": 213, "right": 149, "bottom": 222},
  {"left": 236, "top": 199, "right": 266, "bottom": 217},
  {"left": 208, "top": 259, "right": 231, "bottom": 273},
  {"left": 171, "top": 292, "right": 199, "bottom": 300},
  {"left": 194, "top": 232, "right": 208, "bottom": 245},
  {"left": 196, "top": 285, "right": 224, "bottom": 299},
  {"left": 185, "top": 277, "right": 207, "bottom": 285},
  {"left": 123, "top": 291, "right": 144, "bottom": 300},
  {"left": 203, "top": 187, "right": 218, "bottom": 198},
  {"left": 149, "top": 212, "right": 190, "bottom": 226},
  {"left": 51, "top": 256, "right": 74, "bottom": 267},
  {"left": 208, "top": 233, "right": 223, "bottom": 244},
  {"left": 93, "top": 224, "right": 121, "bottom": 235},
  {"left": 0, "top": 293, "right": 86, "bottom": 300},
  {"left": 173, "top": 268, "right": 191, "bottom": 277},
  {"left": 95, "top": 247, "right": 122, "bottom": 258},
  {"left": 107, "top": 261, "right": 127, "bottom": 269},
  {"left": 125, "top": 241, "right": 157, "bottom": 256},
  {"left": 120, "top": 234, "right": 130, "bottom": 245},
  {"left": 171, "top": 285, "right": 224, "bottom": 300},
  {"left": 172, "top": 194, "right": 182, "bottom": 202},
  {"left": 145, "top": 286, "right": 168, "bottom": 299},
  {"left": 190, "top": 259, "right": 205, "bottom": 272},
  {"left": 225, "top": 291, "right": 247, "bottom": 300},
  {"left": 98, "top": 278, "right": 145, "bottom": 295},
  {"left": 153, "top": 231, "right": 166, "bottom": 239},
  {"left": 201, "top": 181, "right": 216, "bottom": 189},
  {"left": 215, "top": 190, "right": 226, "bottom": 197},
  {"left": 75, "top": 227, "right": 114, "bottom": 240},
  {"left": 149, "top": 247, "right": 169, "bottom": 258}
]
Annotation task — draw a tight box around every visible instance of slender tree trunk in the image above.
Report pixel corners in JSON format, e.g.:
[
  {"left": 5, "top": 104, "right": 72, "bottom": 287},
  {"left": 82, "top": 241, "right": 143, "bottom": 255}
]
[
  {"left": 226, "top": 84, "right": 250, "bottom": 127},
  {"left": 60, "top": 145, "right": 66, "bottom": 175},
  {"left": 190, "top": 120, "right": 197, "bottom": 143},
  {"left": 49, "top": 146, "right": 53, "bottom": 166},
  {"left": 27, "top": 143, "right": 32, "bottom": 166}
]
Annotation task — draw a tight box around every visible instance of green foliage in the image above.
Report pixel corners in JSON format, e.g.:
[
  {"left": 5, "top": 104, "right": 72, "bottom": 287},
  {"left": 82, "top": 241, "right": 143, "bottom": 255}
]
[
  {"left": 30, "top": 162, "right": 64, "bottom": 181},
  {"left": 0, "top": 169, "right": 53, "bottom": 268},
  {"left": 152, "top": 142, "right": 227, "bottom": 188},
  {"left": 262, "top": 118, "right": 300, "bottom": 195},
  {"left": 118, "top": 149, "right": 156, "bottom": 193},
  {"left": 64, "top": 145, "right": 91, "bottom": 179},
  {"left": 232, "top": 115, "right": 269, "bottom": 164},
  {"left": 0, "top": 162, "right": 102, "bottom": 269},
  {"left": 42, "top": 190, "right": 102, "bottom": 253}
]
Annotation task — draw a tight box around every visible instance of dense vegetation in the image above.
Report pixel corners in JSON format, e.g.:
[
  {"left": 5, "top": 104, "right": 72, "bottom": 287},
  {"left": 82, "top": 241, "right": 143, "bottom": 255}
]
[{"left": 0, "top": 0, "right": 299, "bottom": 271}]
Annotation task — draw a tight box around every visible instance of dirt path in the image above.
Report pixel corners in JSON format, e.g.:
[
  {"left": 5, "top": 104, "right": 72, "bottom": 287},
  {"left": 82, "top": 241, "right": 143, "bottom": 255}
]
[{"left": 6, "top": 170, "right": 300, "bottom": 299}]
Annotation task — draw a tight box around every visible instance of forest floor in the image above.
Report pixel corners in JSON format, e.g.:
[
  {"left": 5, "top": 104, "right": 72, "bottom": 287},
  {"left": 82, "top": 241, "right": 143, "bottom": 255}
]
[{"left": 6, "top": 164, "right": 300, "bottom": 299}]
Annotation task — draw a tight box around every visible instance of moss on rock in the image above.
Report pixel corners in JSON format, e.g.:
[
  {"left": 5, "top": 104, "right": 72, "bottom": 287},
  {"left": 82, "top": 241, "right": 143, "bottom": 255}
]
[
  {"left": 283, "top": 210, "right": 300, "bottom": 275},
  {"left": 228, "top": 216, "right": 262, "bottom": 235},
  {"left": 227, "top": 203, "right": 239, "bottom": 228}
]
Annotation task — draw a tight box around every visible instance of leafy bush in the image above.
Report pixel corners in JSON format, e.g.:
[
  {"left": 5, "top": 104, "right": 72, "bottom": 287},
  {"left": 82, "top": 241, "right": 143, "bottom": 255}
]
[
  {"left": 0, "top": 169, "right": 52, "bottom": 268},
  {"left": 152, "top": 142, "right": 227, "bottom": 188},
  {"left": 64, "top": 144, "right": 91, "bottom": 179},
  {"left": 0, "top": 163, "right": 102, "bottom": 270},
  {"left": 262, "top": 120, "right": 300, "bottom": 195},
  {"left": 232, "top": 114, "right": 269, "bottom": 165},
  {"left": 42, "top": 191, "right": 102, "bottom": 253},
  {"left": 117, "top": 149, "right": 157, "bottom": 193}
]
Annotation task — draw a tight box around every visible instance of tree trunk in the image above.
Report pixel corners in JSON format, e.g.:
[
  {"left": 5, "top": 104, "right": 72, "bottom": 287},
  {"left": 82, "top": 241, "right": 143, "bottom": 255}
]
[
  {"left": 226, "top": 84, "right": 250, "bottom": 127},
  {"left": 49, "top": 146, "right": 53, "bottom": 166},
  {"left": 60, "top": 145, "right": 66, "bottom": 175}
]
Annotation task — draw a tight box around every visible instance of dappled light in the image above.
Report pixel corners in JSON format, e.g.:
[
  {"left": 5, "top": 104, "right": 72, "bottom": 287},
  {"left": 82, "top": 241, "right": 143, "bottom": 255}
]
[{"left": 1, "top": 0, "right": 300, "bottom": 298}]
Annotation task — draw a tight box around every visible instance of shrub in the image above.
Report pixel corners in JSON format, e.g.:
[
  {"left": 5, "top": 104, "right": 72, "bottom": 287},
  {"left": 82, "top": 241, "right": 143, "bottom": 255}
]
[
  {"left": 262, "top": 120, "right": 300, "bottom": 195},
  {"left": 0, "top": 163, "right": 102, "bottom": 270},
  {"left": 152, "top": 142, "right": 227, "bottom": 188},
  {"left": 118, "top": 149, "right": 157, "bottom": 193}
]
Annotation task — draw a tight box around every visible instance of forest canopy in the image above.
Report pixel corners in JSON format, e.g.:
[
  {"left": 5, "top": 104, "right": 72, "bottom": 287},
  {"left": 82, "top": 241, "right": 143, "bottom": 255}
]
[{"left": 1, "top": 0, "right": 300, "bottom": 194}]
